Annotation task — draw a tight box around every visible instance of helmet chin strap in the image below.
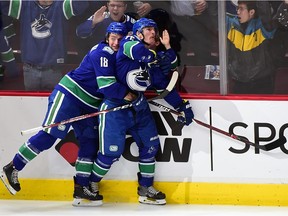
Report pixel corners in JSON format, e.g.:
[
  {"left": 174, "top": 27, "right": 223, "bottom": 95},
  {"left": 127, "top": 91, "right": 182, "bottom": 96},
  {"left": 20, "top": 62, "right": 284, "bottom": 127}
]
[
  {"left": 138, "top": 32, "right": 151, "bottom": 46},
  {"left": 142, "top": 39, "right": 150, "bottom": 46}
]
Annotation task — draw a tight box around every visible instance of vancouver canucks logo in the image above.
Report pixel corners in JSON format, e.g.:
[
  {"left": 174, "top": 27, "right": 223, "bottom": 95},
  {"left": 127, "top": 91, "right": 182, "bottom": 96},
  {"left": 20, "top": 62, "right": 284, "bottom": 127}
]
[
  {"left": 126, "top": 66, "right": 151, "bottom": 91},
  {"left": 31, "top": 14, "right": 52, "bottom": 39}
]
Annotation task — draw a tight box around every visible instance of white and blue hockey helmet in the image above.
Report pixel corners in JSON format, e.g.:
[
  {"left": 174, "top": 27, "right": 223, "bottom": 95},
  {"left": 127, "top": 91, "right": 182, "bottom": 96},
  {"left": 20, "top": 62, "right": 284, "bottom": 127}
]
[
  {"left": 106, "top": 22, "right": 128, "bottom": 36},
  {"left": 132, "top": 18, "right": 158, "bottom": 35}
]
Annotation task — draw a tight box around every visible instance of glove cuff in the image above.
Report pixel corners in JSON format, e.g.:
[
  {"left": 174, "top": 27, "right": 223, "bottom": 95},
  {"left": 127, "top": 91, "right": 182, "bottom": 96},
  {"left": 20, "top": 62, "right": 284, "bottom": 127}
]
[
  {"left": 176, "top": 100, "right": 191, "bottom": 111},
  {"left": 124, "top": 91, "right": 138, "bottom": 102}
]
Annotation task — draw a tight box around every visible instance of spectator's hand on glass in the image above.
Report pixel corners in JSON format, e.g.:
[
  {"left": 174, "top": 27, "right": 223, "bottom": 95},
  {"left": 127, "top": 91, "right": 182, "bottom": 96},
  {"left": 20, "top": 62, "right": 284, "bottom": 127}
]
[
  {"left": 160, "top": 30, "right": 171, "bottom": 50},
  {"left": 194, "top": 0, "right": 207, "bottom": 15},
  {"left": 92, "top": 6, "right": 107, "bottom": 28},
  {"left": 136, "top": 3, "right": 152, "bottom": 17}
]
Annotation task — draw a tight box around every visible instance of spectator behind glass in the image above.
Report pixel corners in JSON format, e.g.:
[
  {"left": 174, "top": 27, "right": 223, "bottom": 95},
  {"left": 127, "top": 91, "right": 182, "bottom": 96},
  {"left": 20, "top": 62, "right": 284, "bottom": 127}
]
[
  {"left": 226, "top": 1, "right": 277, "bottom": 94},
  {"left": 270, "top": 1, "right": 288, "bottom": 68},
  {"left": 168, "top": 0, "right": 219, "bottom": 66},
  {"left": 145, "top": 8, "right": 182, "bottom": 66},
  {"left": 131, "top": 1, "right": 152, "bottom": 18},
  {"left": 0, "top": 0, "right": 88, "bottom": 91},
  {"left": 76, "top": 0, "right": 137, "bottom": 59},
  {"left": 0, "top": 15, "right": 19, "bottom": 83},
  {"left": 226, "top": 0, "right": 238, "bottom": 15}
]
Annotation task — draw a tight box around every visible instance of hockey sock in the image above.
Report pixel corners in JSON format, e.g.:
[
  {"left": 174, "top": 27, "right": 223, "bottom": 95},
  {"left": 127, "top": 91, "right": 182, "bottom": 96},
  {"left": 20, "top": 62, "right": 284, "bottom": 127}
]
[
  {"left": 75, "top": 157, "right": 93, "bottom": 186},
  {"left": 75, "top": 137, "right": 99, "bottom": 186},
  {"left": 91, "top": 153, "right": 117, "bottom": 182},
  {"left": 138, "top": 145, "right": 158, "bottom": 187},
  {"left": 13, "top": 131, "right": 57, "bottom": 171},
  {"left": 138, "top": 160, "right": 155, "bottom": 187}
]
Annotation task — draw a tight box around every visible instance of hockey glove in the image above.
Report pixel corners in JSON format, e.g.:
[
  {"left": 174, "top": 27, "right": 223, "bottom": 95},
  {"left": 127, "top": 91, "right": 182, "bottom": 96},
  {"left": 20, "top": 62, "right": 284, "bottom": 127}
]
[
  {"left": 131, "top": 93, "right": 148, "bottom": 112},
  {"left": 157, "top": 52, "right": 171, "bottom": 76},
  {"left": 176, "top": 100, "right": 194, "bottom": 126},
  {"left": 274, "top": 2, "right": 288, "bottom": 28}
]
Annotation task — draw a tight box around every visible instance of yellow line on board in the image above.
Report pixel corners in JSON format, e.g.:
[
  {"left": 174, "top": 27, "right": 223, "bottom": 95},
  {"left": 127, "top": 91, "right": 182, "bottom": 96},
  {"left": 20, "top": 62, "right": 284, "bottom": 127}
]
[{"left": 1, "top": 179, "right": 288, "bottom": 206}]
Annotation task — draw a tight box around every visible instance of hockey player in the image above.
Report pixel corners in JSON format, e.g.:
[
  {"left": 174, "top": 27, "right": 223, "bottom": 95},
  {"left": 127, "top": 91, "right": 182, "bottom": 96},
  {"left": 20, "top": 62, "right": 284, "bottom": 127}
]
[
  {"left": 0, "top": 22, "right": 128, "bottom": 207},
  {"left": 92, "top": 18, "right": 194, "bottom": 205}
]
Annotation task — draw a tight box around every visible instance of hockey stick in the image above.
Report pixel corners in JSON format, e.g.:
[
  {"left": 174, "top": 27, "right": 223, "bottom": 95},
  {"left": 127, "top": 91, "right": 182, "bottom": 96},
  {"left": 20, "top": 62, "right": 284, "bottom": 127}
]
[
  {"left": 20, "top": 71, "right": 179, "bottom": 136},
  {"left": 148, "top": 100, "right": 287, "bottom": 151}
]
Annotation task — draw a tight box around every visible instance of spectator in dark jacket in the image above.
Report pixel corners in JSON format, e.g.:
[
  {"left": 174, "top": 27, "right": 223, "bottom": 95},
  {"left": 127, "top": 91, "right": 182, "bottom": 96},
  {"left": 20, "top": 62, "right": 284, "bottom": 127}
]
[{"left": 226, "top": 1, "right": 277, "bottom": 94}]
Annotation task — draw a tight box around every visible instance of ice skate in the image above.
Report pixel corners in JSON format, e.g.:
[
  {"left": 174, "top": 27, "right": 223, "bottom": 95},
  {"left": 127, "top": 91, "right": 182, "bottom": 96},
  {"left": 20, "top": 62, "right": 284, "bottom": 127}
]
[
  {"left": 90, "top": 181, "right": 100, "bottom": 194},
  {"left": 72, "top": 177, "right": 103, "bottom": 207},
  {"left": 0, "top": 162, "right": 20, "bottom": 195},
  {"left": 138, "top": 185, "right": 166, "bottom": 205}
]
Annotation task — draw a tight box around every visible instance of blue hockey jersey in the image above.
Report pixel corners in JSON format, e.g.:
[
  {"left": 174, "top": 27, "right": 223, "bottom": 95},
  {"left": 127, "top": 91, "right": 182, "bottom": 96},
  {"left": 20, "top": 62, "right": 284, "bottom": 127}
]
[
  {"left": 116, "top": 35, "right": 157, "bottom": 93},
  {"left": 0, "top": 0, "right": 88, "bottom": 66},
  {"left": 115, "top": 35, "right": 182, "bottom": 108},
  {"left": 54, "top": 42, "right": 115, "bottom": 112}
]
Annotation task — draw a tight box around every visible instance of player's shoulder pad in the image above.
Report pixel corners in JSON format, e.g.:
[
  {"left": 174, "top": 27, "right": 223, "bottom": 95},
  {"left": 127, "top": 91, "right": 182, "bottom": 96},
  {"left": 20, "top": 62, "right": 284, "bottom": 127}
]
[
  {"left": 90, "top": 44, "right": 99, "bottom": 52},
  {"left": 124, "top": 35, "right": 137, "bottom": 41},
  {"left": 123, "top": 35, "right": 139, "bottom": 47},
  {"left": 102, "top": 46, "right": 115, "bottom": 55}
]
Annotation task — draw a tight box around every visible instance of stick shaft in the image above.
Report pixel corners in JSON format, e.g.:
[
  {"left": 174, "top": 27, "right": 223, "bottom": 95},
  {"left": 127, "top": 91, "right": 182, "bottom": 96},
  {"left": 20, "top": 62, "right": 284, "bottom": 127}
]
[
  {"left": 21, "top": 71, "right": 179, "bottom": 136},
  {"left": 21, "top": 107, "right": 117, "bottom": 135},
  {"left": 148, "top": 100, "right": 286, "bottom": 151}
]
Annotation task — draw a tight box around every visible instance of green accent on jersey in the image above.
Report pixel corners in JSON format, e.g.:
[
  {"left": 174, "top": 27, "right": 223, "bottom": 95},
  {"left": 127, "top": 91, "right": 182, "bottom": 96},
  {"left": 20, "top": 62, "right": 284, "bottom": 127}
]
[
  {"left": 44, "top": 91, "right": 64, "bottom": 133},
  {"left": 18, "top": 143, "right": 38, "bottom": 162},
  {"left": 171, "top": 58, "right": 178, "bottom": 70},
  {"left": 75, "top": 160, "right": 93, "bottom": 175},
  {"left": 155, "top": 89, "right": 163, "bottom": 95},
  {"left": 97, "top": 76, "right": 117, "bottom": 89},
  {"left": 139, "top": 162, "right": 155, "bottom": 174},
  {"left": 59, "top": 75, "right": 102, "bottom": 109},
  {"left": 92, "top": 162, "right": 109, "bottom": 177},
  {"left": 123, "top": 41, "right": 139, "bottom": 59},
  {"left": 63, "top": 0, "right": 74, "bottom": 20},
  {"left": 1, "top": 48, "right": 15, "bottom": 63},
  {"left": 9, "top": 0, "right": 21, "bottom": 19}
]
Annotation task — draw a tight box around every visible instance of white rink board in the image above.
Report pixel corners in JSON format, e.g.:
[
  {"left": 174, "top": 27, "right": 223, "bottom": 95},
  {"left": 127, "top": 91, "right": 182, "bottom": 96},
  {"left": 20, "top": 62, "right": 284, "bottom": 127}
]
[{"left": 0, "top": 96, "right": 287, "bottom": 184}]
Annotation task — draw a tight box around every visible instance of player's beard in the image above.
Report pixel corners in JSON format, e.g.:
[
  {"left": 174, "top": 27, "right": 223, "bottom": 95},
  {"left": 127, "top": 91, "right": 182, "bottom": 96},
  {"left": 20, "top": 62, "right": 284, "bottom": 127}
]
[{"left": 144, "top": 36, "right": 155, "bottom": 46}]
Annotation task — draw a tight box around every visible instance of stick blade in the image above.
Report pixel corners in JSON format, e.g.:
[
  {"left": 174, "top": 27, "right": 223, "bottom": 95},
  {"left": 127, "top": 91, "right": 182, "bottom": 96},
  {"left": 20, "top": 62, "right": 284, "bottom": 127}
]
[
  {"left": 263, "top": 136, "right": 287, "bottom": 151},
  {"left": 148, "top": 71, "right": 179, "bottom": 101},
  {"left": 166, "top": 70, "right": 179, "bottom": 92}
]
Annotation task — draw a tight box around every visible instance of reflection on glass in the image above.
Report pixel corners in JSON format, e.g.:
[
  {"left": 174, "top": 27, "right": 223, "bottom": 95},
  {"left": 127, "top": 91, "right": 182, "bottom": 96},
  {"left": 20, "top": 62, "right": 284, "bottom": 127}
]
[{"left": 0, "top": 1, "right": 287, "bottom": 95}]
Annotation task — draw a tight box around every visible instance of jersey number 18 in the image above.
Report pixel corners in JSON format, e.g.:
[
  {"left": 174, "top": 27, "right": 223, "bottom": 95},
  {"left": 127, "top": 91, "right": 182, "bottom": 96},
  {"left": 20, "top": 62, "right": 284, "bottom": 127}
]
[{"left": 100, "top": 57, "right": 108, "bottom": 67}]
